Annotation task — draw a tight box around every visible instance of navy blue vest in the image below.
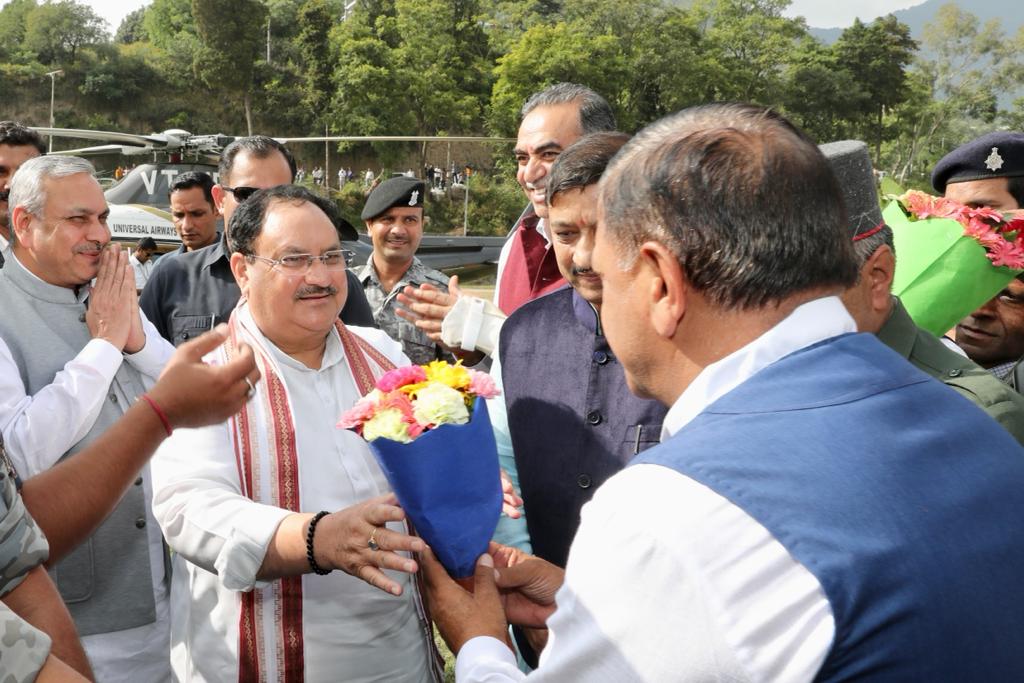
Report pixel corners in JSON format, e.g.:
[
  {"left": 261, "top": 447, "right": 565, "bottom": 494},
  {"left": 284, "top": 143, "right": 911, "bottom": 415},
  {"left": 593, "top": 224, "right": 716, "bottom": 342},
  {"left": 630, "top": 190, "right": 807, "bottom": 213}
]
[
  {"left": 501, "top": 287, "right": 666, "bottom": 567},
  {"left": 636, "top": 333, "right": 1024, "bottom": 679}
]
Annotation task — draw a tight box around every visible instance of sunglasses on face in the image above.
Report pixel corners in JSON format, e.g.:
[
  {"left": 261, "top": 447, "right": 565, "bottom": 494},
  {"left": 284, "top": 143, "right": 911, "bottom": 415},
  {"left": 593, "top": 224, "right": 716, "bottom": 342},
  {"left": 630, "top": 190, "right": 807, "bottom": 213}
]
[{"left": 222, "top": 185, "right": 260, "bottom": 202}]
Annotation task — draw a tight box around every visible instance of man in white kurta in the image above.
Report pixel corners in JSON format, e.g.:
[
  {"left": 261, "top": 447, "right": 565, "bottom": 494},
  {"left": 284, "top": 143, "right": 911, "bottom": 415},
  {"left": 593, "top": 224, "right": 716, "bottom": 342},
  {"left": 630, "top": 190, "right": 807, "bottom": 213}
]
[{"left": 151, "top": 185, "right": 438, "bottom": 682}]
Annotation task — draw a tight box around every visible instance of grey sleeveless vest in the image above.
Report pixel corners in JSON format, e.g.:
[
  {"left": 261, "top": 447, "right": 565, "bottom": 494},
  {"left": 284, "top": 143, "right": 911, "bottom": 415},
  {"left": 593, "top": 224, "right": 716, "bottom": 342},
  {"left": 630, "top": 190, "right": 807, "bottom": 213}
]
[{"left": 0, "top": 255, "right": 156, "bottom": 636}]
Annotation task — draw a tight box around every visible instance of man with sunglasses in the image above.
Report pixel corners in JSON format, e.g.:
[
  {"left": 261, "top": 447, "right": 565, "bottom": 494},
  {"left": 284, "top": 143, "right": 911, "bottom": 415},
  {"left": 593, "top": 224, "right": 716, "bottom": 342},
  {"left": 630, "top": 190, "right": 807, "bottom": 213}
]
[
  {"left": 357, "top": 176, "right": 453, "bottom": 364},
  {"left": 140, "top": 136, "right": 374, "bottom": 346}
]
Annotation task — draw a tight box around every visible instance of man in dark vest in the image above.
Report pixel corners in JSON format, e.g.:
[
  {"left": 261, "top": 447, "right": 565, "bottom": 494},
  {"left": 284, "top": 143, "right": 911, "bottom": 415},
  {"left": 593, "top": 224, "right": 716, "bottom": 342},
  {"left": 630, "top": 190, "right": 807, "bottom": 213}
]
[
  {"left": 490, "top": 132, "right": 666, "bottom": 665},
  {"left": 492, "top": 132, "right": 665, "bottom": 568},
  {"left": 425, "top": 103, "right": 1024, "bottom": 680}
]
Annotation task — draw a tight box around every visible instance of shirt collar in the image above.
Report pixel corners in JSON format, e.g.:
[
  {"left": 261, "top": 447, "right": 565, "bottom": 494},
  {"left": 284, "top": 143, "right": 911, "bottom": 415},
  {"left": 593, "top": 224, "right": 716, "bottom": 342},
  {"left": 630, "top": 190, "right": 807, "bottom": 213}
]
[
  {"left": 200, "top": 238, "right": 230, "bottom": 269},
  {"left": 239, "top": 303, "right": 344, "bottom": 373},
  {"left": 518, "top": 205, "right": 550, "bottom": 246},
  {"left": 358, "top": 256, "right": 423, "bottom": 289},
  {"left": 661, "top": 296, "right": 857, "bottom": 440},
  {"left": 989, "top": 360, "right": 1017, "bottom": 381},
  {"left": 0, "top": 233, "right": 9, "bottom": 252}
]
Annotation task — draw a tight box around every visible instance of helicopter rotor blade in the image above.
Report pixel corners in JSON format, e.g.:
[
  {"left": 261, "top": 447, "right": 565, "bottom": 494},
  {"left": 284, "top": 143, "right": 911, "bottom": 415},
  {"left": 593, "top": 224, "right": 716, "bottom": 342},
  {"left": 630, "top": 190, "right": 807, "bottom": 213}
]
[
  {"left": 52, "top": 144, "right": 128, "bottom": 156},
  {"left": 274, "top": 135, "right": 514, "bottom": 144},
  {"left": 31, "top": 127, "right": 168, "bottom": 147}
]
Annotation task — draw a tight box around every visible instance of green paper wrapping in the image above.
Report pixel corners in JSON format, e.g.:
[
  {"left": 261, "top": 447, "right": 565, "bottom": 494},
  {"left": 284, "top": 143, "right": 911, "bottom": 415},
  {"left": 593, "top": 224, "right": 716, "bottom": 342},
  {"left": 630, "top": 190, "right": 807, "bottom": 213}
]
[{"left": 885, "top": 200, "right": 1019, "bottom": 336}]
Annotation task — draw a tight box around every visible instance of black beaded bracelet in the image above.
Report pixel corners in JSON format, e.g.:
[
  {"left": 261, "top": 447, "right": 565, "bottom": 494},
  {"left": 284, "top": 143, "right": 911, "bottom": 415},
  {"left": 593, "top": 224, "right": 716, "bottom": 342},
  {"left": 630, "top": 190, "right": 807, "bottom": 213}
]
[{"left": 306, "top": 511, "right": 331, "bottom": 575}]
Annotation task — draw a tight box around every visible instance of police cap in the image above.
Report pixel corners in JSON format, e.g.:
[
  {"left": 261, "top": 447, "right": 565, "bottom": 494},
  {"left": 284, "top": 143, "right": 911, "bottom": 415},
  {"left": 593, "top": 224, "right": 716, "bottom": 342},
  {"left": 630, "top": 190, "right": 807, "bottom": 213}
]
[
  {"left": 361, "top": 176, "right": 425, "bottom": 221},
  {"left": 931, "top": 131, "right": 1024, "bottom": 193}
]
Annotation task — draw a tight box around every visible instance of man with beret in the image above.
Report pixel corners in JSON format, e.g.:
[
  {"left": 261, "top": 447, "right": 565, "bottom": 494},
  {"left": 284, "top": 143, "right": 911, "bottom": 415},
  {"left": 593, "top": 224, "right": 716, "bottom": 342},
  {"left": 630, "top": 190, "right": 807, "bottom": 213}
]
[
  {"left": 833, "top": 139, "right": 1024, "bottom": 443},
  {"left": 931, "top": 132, "right": 1024, "bottom": 384},
  {"left": 357, "top": 176, "right": 452, "bottom": 364}
]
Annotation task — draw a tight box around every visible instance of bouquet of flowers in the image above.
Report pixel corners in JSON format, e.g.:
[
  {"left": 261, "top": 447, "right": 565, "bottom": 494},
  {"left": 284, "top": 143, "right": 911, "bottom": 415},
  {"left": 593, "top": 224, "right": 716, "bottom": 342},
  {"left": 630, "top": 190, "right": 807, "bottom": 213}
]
[
  {"left": 884, "top": 190, "right": 1024, "bottom": 336},
  {"left": 338, "top": 361, "right": 502, "bottom": 578}
]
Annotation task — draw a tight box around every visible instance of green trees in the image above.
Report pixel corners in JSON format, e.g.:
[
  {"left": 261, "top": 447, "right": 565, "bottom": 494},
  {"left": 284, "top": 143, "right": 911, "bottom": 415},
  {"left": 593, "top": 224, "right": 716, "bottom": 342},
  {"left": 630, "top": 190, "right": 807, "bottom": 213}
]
[{"left": 2, "top": 0, "right": 1023, "bottom": 195}]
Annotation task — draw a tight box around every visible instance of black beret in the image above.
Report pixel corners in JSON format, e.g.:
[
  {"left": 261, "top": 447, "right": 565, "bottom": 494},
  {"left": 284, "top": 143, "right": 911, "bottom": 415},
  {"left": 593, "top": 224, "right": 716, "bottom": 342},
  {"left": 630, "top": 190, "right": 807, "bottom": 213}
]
[
  {"left": 931, "top": 131, "right": 1024, "bottom": 193},
  {"left": 819, "top": 140, "right": 884, "bottom": 240},
  {"left": 361, "top": 176, "right": 425, "bottom": 221}
]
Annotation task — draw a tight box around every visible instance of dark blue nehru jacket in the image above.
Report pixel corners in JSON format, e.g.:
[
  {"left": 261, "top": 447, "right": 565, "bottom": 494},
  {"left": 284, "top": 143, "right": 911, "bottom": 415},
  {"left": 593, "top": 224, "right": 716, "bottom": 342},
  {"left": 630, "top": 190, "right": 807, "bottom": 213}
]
[
  {"left": 500, "top": 287, "right": 666, "bottom": 567},
  {"left": 637, "top": 333, "right": 1024, "bottom": 680}
]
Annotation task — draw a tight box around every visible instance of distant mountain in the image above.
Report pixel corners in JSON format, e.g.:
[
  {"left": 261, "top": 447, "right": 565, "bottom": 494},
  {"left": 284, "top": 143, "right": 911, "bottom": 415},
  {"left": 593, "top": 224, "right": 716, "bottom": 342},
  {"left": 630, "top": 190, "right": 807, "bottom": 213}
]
[{"left": 807, "top": 0, "right": 1024, "bottom": 44}]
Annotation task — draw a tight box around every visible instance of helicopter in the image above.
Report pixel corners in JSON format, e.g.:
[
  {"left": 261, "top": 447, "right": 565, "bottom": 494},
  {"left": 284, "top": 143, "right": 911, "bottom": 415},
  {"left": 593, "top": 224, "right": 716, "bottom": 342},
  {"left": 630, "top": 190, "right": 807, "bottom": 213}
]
[{"left": 33, "top": 126, "right": 511, "bottom": 270}]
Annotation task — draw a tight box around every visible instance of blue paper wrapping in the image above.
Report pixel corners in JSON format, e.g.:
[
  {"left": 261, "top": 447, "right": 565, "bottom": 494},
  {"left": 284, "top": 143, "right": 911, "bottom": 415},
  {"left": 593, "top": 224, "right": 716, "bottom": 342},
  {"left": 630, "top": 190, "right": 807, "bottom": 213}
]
[{"left": 368, "top": 397, "right": 502, "bottom": 578}]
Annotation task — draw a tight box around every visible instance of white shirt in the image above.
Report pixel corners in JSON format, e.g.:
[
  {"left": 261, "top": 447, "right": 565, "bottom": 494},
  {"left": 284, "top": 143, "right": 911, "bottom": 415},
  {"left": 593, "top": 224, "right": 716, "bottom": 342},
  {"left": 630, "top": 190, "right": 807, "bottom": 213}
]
[
  {"left": 0, "top": 253, "right": 175, "bottom": 681},
  {"left": 457, "top": 297, "right": 856, "bottom": 682},
  {"left": 130, "top": 253, "right": 154, "bottom": 290},
  {"left": 492, "top": 210, "right": 547, "bottom": 307},
  {"left": 151, "top": 307, "right": 433, "bottom": 683}
]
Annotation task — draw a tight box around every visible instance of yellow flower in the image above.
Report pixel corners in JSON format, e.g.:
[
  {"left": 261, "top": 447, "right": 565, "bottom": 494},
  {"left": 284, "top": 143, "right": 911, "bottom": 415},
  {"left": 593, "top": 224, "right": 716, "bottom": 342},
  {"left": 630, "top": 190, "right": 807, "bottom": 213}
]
[{"left": 422, "top": 360, "right": 471, "bottom": 390}]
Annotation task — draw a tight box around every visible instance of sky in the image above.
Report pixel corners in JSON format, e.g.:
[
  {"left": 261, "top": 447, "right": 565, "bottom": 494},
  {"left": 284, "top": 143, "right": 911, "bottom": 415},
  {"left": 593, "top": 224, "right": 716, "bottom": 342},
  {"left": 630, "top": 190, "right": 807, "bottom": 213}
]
[
  {"left": 4, "top": 0, "right": 929, "bottom": 33},
  {"left": 783, "top": 1, "right": 926, "bottom": 27}
]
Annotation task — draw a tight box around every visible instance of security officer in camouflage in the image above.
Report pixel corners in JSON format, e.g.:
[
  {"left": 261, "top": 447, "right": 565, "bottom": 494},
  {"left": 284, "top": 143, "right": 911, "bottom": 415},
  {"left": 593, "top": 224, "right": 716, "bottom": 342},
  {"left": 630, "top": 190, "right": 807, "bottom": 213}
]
[
  {"left": 0, "top": 435, "right": 54, "bottom": 681},
  {"left": 831, "top": 140, "right": 1024, "bottom": 443},
  {"left": 357, "top": 176, "right": 453, "bottom": 364}
]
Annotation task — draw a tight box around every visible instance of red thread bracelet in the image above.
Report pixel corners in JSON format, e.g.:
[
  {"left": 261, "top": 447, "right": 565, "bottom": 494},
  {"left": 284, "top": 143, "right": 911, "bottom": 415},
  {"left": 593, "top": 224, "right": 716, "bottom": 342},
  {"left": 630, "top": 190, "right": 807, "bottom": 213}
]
[{"left": 141, "top": 394, "right": 173, "bottom": 436}]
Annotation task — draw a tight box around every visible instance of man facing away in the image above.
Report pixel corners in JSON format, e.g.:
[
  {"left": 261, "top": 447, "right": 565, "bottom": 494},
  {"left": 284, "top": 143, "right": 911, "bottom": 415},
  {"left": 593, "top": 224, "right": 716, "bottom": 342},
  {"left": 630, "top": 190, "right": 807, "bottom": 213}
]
[
  {"left": 141, "top": 136, "right": 374, "bottom": 346},
  {"left": 424, "top": 103, "right": 1024, "bottom": 681},
  {"left": 357, "top": 176, "right": 452, "bottom": 365},
  {"left": 0, "top": 155, "right": 175, "bottom": 681},
  {"left": 151, "top": 185, "right": 441, "bottom": 682},
  {"left": 0, "top": 122, "right": 45, "bottom": 267},
  {"left": 932, "top": 132, "right": 1024, "bottom": 383}
]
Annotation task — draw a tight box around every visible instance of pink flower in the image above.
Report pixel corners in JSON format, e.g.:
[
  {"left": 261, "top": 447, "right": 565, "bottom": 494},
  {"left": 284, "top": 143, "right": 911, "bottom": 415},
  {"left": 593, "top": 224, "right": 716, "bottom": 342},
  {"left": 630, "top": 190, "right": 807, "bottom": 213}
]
[
  {"left": 376, "top": 365, "right": 427, "bottom": 393},
  {"left": 964, "top": 205, "right": 1004, "bottom": 224},
  {"left": 337, "top": 395, "right": 379, "bottom": 432},
  {"left": 902, "top": 191, "right": 936, "bottom": 219},
  {"left": 986, "top": 238, "right": 1024, "bottom": 269},
  {"left": 468, "top": 370, "right": 500, "bottom": 399},
  {"left": 932, "top": 197, "right": 968, "bottom": 220}
]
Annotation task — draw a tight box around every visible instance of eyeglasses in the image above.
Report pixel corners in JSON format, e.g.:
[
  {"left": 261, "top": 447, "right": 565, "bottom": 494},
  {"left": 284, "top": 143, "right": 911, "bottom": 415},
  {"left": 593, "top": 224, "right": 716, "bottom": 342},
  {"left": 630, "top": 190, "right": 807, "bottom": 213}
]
[
  {"left": 246, "top": 249, "right": 354, "bottom": 273},
  {"left": 222, "top": 185, "right": 260, "bottom": 202}
]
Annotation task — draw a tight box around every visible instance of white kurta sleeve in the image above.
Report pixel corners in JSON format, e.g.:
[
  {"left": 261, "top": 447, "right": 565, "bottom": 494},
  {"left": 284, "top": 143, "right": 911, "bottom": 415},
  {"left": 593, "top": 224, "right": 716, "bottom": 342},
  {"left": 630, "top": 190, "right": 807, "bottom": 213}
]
[
  {"left": 150, "top": 420, "right": 291, "bottom": 593},
  {"left": 0, "top": 336, "right": 124, "bottom": 478},
  {"left": 457, "top": 465, "right": 834, "bottom": 682},
  {"left": 123, "top": 311, "right": 175, "bottom": 385}
]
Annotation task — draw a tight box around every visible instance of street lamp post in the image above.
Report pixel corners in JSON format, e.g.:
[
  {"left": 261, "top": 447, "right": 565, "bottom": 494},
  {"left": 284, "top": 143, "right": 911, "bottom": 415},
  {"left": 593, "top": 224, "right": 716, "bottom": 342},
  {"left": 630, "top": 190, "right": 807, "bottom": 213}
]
[{"left": 45, "top": 69, "right": 64, "bottom": 153}]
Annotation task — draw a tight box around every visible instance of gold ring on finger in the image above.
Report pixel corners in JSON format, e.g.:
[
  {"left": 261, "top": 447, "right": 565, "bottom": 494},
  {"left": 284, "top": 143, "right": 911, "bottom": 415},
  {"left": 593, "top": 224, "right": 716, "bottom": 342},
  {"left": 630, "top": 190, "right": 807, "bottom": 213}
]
[{"left": 367, "top": 527, "right": 380, "bottom": 551}]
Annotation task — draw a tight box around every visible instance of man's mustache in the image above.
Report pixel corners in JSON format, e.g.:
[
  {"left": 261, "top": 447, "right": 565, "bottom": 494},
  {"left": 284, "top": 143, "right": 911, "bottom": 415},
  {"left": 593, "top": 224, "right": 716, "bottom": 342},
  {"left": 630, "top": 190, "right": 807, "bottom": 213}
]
[
  {"left": 572, "top": 266, "right": 596, "bottom": 277},
  {"left": 0, "top": 190, "right": 9, "bottom": 202},
  {"left": 73, "top": 241, "right": 105, "bottom": 255},
  {"left": 294, "top": 285, "right": 338, "bottom": 299}
]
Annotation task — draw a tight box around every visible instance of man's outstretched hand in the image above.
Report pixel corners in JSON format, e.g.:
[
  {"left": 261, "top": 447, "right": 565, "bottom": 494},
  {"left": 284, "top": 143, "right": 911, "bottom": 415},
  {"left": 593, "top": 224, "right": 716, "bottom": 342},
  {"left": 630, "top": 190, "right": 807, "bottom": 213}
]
[{"left": 148, "top": 324, "right": 260, "bottom": 429}]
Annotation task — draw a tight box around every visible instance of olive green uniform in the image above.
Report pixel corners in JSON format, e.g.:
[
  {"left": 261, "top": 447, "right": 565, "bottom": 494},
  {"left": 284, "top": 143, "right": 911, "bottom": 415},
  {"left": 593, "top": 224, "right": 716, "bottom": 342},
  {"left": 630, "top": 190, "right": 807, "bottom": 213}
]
[{"left": 878, "top": 298, "right": 1024, "bottom": 444}]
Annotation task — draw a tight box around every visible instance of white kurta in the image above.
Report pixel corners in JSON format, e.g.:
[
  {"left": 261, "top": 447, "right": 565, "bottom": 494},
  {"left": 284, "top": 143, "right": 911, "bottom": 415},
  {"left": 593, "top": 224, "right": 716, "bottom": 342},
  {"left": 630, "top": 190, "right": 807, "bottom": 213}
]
[
  {"left": 456, "top": 297, "right": 856, "bottom": 682},
  {"left": 151, "top": 306, "right": 434, "bottom": 682}
]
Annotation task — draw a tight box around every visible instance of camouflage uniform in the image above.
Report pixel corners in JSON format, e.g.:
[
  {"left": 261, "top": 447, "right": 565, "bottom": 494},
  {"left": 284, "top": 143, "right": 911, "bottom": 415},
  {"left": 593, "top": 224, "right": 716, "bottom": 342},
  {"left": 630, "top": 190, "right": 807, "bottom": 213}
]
[
  {"left": 0, "top": 435, "right": 52, "bottom": 682},
  {"left": 358, "top": 257, "right": 454, "bottom": 365}
]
